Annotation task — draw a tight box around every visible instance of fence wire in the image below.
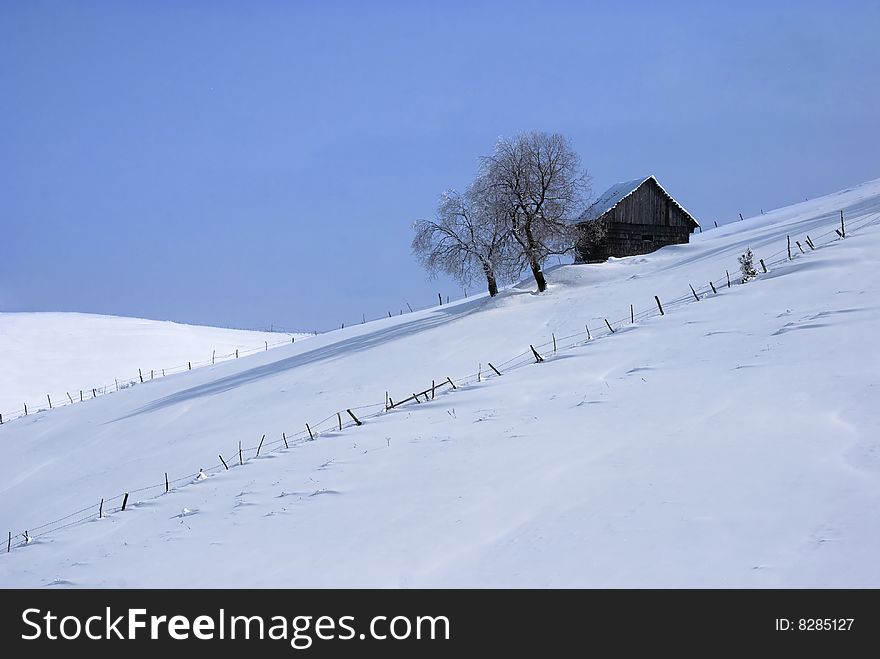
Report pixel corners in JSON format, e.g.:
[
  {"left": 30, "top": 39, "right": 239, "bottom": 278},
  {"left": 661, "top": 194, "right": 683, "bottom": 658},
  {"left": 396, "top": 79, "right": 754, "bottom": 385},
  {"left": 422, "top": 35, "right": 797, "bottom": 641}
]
[{"left": 4, "top": 208, "right": 878, "bottom": 553}]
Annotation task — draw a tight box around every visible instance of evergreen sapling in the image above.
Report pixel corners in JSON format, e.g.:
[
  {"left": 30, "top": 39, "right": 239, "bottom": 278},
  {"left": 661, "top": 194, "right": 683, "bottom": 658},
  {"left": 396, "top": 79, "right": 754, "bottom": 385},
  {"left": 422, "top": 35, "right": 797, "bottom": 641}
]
[{"left": 739, "top": 248, "right": 757, "bottom": 283}]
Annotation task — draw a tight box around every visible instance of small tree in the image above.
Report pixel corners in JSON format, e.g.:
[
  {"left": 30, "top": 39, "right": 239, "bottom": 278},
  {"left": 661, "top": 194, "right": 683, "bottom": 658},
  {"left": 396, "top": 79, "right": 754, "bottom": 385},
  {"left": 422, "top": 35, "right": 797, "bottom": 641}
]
[
  {"left": 479, "top": 131, "right": 590, "bottom": 292},
  {"left": 739, "top": 248, "right": 757, "bottom": 283},
  {"left": 411, "top": 186, "right": 513, "bottom": 297}
]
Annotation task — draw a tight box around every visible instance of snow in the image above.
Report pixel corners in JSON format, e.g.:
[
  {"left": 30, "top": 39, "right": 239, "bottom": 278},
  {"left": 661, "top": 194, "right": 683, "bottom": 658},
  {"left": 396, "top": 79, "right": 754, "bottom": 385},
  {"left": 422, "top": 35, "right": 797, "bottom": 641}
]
[
  {"left": 582, "top": 175, "right": 651, "bottom": 220},
  {"left": 581, "top": 174, "right": 699, "bottom": 226},
  {"left": 0, "top": 312, "right": 311, "bottom": 421},
  {"left": 1, "top": 178, "right": 880, "bottom": 587}
]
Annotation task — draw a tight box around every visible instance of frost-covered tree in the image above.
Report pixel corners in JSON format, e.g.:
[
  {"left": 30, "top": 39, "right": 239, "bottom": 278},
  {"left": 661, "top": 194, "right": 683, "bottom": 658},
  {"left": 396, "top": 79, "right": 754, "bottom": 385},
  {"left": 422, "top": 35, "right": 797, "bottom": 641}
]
[
  {"left": 411, "top": 186, "right": 514, "bottom": 297},
  {"left": 739, "top": 247, "right": 757, "bottom": 283},
  {"left": 478, "top": 132, "right": 590, "bottom": 292},
  {"left": 575, "top": 216, "right": 608, "bottom": 259}
]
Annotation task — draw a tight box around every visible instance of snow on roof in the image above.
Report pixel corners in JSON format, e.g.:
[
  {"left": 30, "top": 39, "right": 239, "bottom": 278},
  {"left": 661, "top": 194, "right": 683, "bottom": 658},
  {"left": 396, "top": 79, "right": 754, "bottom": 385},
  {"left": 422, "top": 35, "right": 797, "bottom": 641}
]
[
  {"left": 581, "top": 176, "right": 651, "bottom": 220},
  {"left": 580, "top": 175, "right": 700, "bottom": 227}
]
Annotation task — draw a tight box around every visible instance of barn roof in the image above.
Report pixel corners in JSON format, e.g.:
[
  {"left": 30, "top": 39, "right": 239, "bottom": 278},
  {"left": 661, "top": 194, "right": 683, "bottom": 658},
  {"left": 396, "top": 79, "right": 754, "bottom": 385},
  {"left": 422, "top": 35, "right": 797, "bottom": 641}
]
[{"left": 579, "top": 175, "right": 700, "bottom": 227}]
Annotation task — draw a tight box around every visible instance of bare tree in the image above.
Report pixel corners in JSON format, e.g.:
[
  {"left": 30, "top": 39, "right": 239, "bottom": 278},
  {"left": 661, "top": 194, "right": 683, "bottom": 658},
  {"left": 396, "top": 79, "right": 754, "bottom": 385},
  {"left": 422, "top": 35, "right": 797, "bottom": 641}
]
[
  {"left": 479, "top": 132, "right": 590, "bottom": 292},
  {"left": 411, "top": 186, "right": 512, "bottom": 297}
]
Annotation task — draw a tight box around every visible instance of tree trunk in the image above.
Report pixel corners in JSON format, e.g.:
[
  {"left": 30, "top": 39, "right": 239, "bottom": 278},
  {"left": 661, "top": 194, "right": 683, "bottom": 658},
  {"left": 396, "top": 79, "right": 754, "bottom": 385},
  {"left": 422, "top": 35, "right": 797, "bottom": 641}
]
[
  {"left": 482, "top": 262, "right": 499, "bottom": 297},
  {"left": 530, "top": 258, "right": 547, "bottom": 292},
  {"left": 522, "top": 221, "right": 547, "bottom": 292}
]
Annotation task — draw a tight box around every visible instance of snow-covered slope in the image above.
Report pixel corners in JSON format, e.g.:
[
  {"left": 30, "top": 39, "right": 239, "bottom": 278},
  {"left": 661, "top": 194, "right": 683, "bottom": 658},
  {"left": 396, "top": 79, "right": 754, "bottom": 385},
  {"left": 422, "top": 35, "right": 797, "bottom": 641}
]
[
  {"left": 0, "top": 313, "right": 309, "bottom": 421},
  {"left": 2, "top": 179, "right": 879, "bottom": 587}
]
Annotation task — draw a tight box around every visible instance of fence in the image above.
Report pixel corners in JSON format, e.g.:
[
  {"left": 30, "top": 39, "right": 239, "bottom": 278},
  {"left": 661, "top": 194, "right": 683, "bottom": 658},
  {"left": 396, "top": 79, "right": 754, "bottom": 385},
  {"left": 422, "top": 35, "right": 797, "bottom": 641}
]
[
  {"left": 0, "top": 223, "right": 720, "bottom": 428},
  {"left": 0, "top": 288, "right": 488, "bottom": 428},
  {"left": 0, "top": 334, "right": 305, "bottom": 427},
  {"left": 5, "top": 207, "right": 879, "bottom": 554}
]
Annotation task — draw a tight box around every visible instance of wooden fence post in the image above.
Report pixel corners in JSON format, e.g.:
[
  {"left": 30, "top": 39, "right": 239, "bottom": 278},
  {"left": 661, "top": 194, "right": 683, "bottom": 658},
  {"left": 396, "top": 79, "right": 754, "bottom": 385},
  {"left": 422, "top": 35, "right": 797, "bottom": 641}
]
[
  {"left": 689, "top": 284, "right": 700, "bottom": 301},
  {"left": 139, "top": 369, "right": 144, "bottom": 383},
  {"left": 739, "top": 213, "right": 744, "bottom": 221},
  {"left": 47, "top": 394, "right": 52, "bottom": 409},
  {"left": 99, "top": 498, "right": 104, "bottom": 518},
  {"left": 67, "top": 392, "right": 74, "bottom": 404},
  {"left": 6, "top": 531, "right": 10, "bottom": 553},
  {"left": 0, "top": 413, "right": 3, "bottom": 424},
  {"left": 431, "top": 380, "right": 435, "bottom": 400},
  {"left": 630, "top": 305, "right": 634, "bottom": 323},
  {"left": 438, "top": 293, "right": 443, "bottom": 306},
  {"left": 552, "top": 334, "right": 557, "bottom": 352},
  {"left": 121, "top": 492, "right": 129, "bottom": 512},
  {"left": 709, "top": 281, "right": 717, "bottom": 294},
  {"left": 220, "top": 455, "right": 229, "bottom": 470},
  {"left": 655, "top": 296, "right": 664, "bottom": 316},
  {"left": 115, "top": 379, "right": 119, "bottom": 392},
  {"left": 235, "top": 349, "right": 239, "bottom": 358},
  {"left": 212, "top": 350, "right": 215, "bottom": 365},
  {"left": 489, "top": 363, "right": 502, "bottom": 376},
  {"left": 760, "top": 259, "right": 768, "bottom": 273},
  {"left": 806, "top": 235, "right": 815, "bottom": 250},
  {"left": 586, "top": 325, "right": 592, "bottom": 340},
  {"left": 530, "top": 345, "right": 544, "bottom": 363},
  {"left": 446, "top": 377, "right": 457, "bottom": 390},
  {"left": 265, "top": 341, "right": 268, "bottom": 351},
  {"left": 165, "top": 472, "right": 169, "bottom": 493},
  {"left": 282, "top": 432, "right": 289, "bottom": 449},
  {"left": 24, "top": 403, "right": 27, "bottom": 416},
  {"left": 347, "top": 409, "right": 362, "bottom": 426},
  {"left": 80, "top": 390, "right": 83, "bottom": 401},
  {"left": 714, "top": 220, "right": 718, "bottom": 228},
  {"left": 787, "top": 235, "right": 792, "bottom": 260},
  {"left": 188, "top": 362, "right": 192, "bottom": 370},
  {"left": 92, "top": 388, "right": 97, "bottom": 398},
  {"left": 307, "top": 423, "right": 314, "bottom": 440},
  {"left": 605, "top": 319, "right": 615, "bottom": 334},
  {"left": 150, "top": 370, "right": 154, "bottom": 380},
  {"left": 406, "top": 303, "right": 413, "bottom": 312},
  {"left": 238, "top": 441, "right": 243, "bottom": 465},
  {"left": 256, "top": 434, "right": 265, "bottom": 456},
  {"left": 796, "top": 241, "right": 804, "bottom": 254},
  {"left": 840, "top": 210, "right": 845, "bottom": 238},
  {"left": 336, "top": 412, "right": 343, "bottom": 429},
  {"left": 726, "top": 270, "right": 731, "bottom": 288}
]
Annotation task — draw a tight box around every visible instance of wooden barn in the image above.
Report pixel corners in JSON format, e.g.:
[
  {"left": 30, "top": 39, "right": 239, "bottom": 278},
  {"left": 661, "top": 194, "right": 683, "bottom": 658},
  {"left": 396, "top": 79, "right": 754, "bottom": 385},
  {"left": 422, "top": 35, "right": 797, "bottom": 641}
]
[{"left": 574, "top": 175, "right": 700, "bottom": 263}]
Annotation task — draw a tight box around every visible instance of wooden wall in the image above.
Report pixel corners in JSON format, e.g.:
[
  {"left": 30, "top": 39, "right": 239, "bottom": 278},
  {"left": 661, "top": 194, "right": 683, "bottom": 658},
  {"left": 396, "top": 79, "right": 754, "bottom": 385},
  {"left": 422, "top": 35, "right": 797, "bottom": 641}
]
[
  {"left": 575, "top": 179, "right": 697, "bottom": 263},
  {"left": 609, "top": 178, "right": 694, "bottom": 228}
]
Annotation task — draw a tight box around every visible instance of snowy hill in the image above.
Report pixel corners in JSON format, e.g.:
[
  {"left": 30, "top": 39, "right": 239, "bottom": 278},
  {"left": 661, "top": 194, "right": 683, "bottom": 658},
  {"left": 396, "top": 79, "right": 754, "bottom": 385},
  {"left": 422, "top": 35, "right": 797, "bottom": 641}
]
[
  {"left": 0, "top": 313, "right": 310, "bottom": 422},
  {"left": 1, "top": 179, "right": 879, "bottom": 587}
]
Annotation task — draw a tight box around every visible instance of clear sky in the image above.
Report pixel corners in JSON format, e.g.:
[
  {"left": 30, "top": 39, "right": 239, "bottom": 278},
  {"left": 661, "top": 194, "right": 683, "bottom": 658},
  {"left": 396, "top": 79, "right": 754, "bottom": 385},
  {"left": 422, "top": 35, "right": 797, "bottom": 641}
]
[{"left": 2, "top": 0, "right": 878, "bottom": 332}]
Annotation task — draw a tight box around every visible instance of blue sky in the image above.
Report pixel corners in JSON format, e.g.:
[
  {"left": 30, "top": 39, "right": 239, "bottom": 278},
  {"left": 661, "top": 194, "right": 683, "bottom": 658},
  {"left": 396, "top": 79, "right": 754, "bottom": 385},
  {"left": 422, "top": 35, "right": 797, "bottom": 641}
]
[{"left": 2, "top": 0, "right": 878, "bottom": 331}]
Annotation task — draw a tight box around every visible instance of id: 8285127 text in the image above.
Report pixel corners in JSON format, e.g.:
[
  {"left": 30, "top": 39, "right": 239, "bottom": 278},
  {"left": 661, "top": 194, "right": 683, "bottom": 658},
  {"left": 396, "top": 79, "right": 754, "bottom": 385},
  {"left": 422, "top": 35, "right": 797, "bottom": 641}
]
[{"left": 775, "top": 618, "right": 854, "bottom": 631}]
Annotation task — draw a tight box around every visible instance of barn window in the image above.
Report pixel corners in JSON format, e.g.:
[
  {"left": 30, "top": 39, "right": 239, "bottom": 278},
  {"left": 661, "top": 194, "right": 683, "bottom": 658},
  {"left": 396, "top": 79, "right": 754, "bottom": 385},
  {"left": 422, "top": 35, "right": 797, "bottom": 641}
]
[{"left": 641, "top": 234, "right": 654, "bottom": 242}]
